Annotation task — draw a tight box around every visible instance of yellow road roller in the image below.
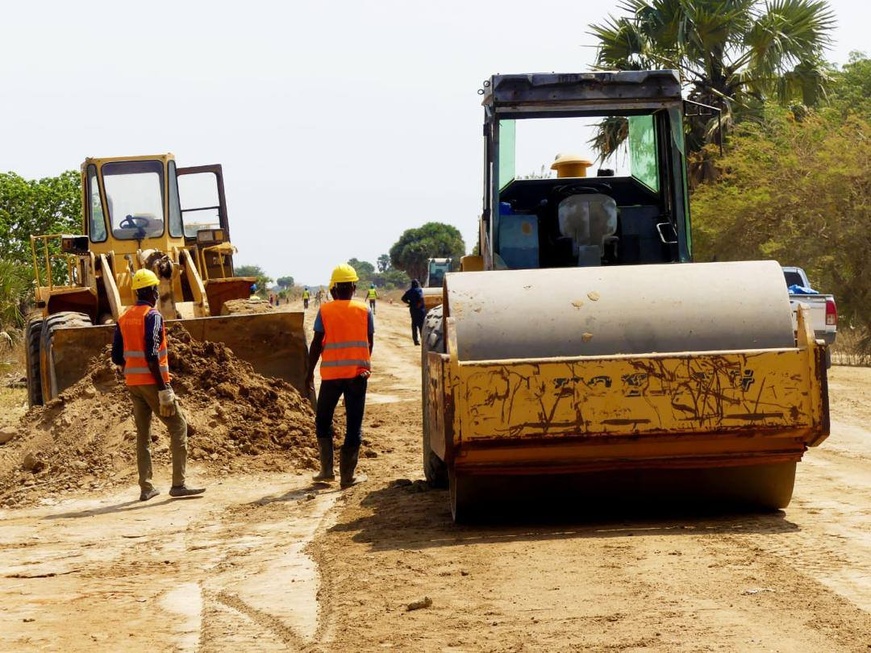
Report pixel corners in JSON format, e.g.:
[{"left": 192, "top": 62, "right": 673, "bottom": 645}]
[
  {"left": 25, "top": 154, "right": 309, "bottom": 406},
  {"left": 421, "top": 71, "right": 829, "bottom": 521}
]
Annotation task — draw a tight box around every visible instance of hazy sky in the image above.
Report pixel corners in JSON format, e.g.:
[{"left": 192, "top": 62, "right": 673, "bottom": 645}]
[{"left": 2, "top": 0, "right": 867, "bottom": 286}]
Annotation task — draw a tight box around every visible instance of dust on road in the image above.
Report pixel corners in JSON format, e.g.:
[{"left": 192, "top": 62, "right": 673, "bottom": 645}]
[{"left": 0, "top": 302, "right": 869, "bottom": 651}]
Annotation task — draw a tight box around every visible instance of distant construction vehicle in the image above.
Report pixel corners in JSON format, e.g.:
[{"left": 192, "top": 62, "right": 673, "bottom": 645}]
[
  {"left": 25, "top": 154, "right": 308, "bottom": 406},
  {"left": 421, "top": 71, "right": 830, "bottom": 521},
  {"left": 421, "top": 257, "right": 458, "bottom": 311}
]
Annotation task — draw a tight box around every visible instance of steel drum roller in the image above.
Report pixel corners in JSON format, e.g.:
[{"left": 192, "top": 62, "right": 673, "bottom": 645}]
[{"left": 445, "top": 261, "right": 794, "bottom": 362}]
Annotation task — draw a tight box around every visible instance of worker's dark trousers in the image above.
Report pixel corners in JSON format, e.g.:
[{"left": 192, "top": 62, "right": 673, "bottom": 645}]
[
  {"left": 315, "top": 375, "right": 368, "bottom": 447},
  {"left": 410, "top": 312, "right": 426, "bottom": 344}
]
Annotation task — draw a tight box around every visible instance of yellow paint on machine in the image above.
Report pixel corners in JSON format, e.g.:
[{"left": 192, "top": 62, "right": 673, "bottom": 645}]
[{"left": 428, "top": 307, "right": 828, "bottom": 475}]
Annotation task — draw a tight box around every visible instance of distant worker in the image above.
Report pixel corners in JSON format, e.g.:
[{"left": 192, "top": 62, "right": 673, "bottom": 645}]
[
  {"left": 303, "top": 286, "right": 311, "bottom": 309},
  {"left": 305, "top": 263, "right": 374, "bottom": 488},
  {"left": 111, "top": 269, "right": 205, "bottom": 502},
  {"left": 366, "top": 283, "right": 378, "bottom": 314},
  {"left": 401, "top": 279, "right": 427, "bottom": 345}
]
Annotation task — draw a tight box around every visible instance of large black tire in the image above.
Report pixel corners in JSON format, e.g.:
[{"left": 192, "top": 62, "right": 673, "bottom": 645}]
[
  {"left": 25, "top": 315, "right": 44, "bottom": 407},
  {"left": 39, "top": 312, "right": 93, "bottom": 402},
  {"left": 421, "top": 305, "right": 448, "bottom": 488}
]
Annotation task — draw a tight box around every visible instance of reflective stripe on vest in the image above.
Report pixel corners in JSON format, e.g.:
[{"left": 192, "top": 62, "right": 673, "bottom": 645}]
[
  {"left": 319, "top": 300, "right": 371, "bottom": 380},
  {"left": 118, "top": 304, "right": 170, "bottom": 386}
]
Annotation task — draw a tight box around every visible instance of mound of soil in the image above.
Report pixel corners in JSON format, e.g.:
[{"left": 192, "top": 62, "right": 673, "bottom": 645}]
[
  {"left": 221, "top": 298, "right": 274, "bottom": 315},
  {"left": 0, "top": 324, "right": 319, "bottom": 507}
]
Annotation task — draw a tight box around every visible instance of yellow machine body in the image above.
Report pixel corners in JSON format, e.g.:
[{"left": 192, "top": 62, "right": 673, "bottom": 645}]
[
  {"left": 420, "top": 71, "right": 832, "bottom": 520},
  {"left": 26, "top": 154, "right": 309, "bottom": 405},
  {"left": 424, "top": 264, "right": 829, "bottom": 518}
]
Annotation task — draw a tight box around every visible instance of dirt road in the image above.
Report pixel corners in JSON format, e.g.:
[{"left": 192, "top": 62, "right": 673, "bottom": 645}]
[{"left": 1, "top": 302, "right": 869, "bottom": 651}]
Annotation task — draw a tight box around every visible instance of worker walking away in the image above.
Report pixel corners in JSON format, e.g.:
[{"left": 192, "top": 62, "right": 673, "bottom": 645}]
[
  {"left": 401, "top": 279, "right": 427, "bottom": 345},
  {"left": 112, "top": 269, "right": 205, "bottom": 501},
  {"left": 366, "top": 283, "right": 378, "bottom": 314},
  {"left": 302, "top": 286, "right": 310, "bottom": 309},
  {"left": 305, "top": 263, "right": 374, "bottom": 488}
]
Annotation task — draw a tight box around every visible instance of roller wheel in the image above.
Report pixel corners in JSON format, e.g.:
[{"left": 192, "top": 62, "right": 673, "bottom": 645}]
[
  {"left": 39, "top": 312, "right": 93, "bottom": 402},
  {"left": 24, "top": 315, "right": 44, "bottom": 407},
  {"left": 421, "top": 305, "right": 448, "bottom": 488},
  {"left": 636, "top": 462, "right": 798, "bottom": 511},
  {"left": 725, "top": 461, "right": 797, "bottom": 510},
  {"left": 449, "top": 468, "right": 481, "bottom": 524}
]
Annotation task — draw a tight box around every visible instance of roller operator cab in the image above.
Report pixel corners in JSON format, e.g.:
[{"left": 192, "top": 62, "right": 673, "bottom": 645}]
[
  {"left": 422, "top": 71, "right": 830, "bottom": 522},
  {"left": 479, "top": 71, "right": 691, "bottom": 272},
  {"left": 25, "top": 154, "right": 310, "bottom": 408}
]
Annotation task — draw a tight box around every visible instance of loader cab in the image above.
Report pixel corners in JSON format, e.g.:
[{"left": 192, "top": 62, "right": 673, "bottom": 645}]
[
  {"left": 480, "top": 71, "right": 691, "bottom": 271},
  {"left": 83, "top": 154, "right": 185, "bottom": 256},
  {"left": 83, "top": 155, "right": 232, "bottom": 248}
]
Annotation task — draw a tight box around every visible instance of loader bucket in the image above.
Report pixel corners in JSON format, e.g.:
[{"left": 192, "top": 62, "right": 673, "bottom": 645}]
[
  {"left": 206, "top": 277, "right": 257, "bottom": 316},
  {"left": 45, "top": 312, "right": 310, "bottom": 401},
  {"left": 422, "top": 287, "right": 444, "bottom": 312},
  {"left": 176, "top": 312, "right": 309, "bottom": 394}
]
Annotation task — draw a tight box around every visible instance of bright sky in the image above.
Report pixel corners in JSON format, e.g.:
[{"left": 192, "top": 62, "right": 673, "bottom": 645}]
[{"left": 2, "top": 0, "right": 867, "bottom": 287}]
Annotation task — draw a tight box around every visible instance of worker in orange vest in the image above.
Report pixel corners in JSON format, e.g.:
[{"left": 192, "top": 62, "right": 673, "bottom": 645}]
[
  {"left": 305, "top": 263, "right": 374, "bottom": 487},
  {"left": 111, "top": 269, "right": 205, "bottom": 502}
]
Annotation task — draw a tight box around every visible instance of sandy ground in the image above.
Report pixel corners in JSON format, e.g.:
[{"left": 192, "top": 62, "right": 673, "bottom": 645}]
[{"left": 0, "top": 301, "right": 869, "bottom": 652}]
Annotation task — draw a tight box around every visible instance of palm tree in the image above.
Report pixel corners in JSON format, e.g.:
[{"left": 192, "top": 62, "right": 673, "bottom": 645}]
[{"left": 588, "top": 0, "right": 835, "bottom": 159}]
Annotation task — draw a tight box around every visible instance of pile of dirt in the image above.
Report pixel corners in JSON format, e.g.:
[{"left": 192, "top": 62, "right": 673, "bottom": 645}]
[{"left": 0, "top": 324, "right": 319, "bottom": 507}]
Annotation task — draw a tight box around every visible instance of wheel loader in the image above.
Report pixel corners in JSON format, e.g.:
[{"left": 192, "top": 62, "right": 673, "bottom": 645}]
[
  {"left": 421, "top": 71, "right": 830, "bottom": 521},
  {"left": 422, "top": 257, "right": 458, "bottom": 311},
  {"left": 25, "top": 153, "right": 309, "bottom": 407}
]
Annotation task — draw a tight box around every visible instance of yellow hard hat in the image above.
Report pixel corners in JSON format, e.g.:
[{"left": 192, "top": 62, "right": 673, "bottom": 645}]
[
  {"left": 329, "top": 263, "right": 359, "bottom": 289},
  {"left": 131, "top": 268, "right": 160, "bottom": 290}
]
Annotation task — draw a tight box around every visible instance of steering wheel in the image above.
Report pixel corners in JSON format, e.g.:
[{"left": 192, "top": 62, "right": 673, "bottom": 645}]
[{"left": 119, "top": 215, "right": 149, "bottom": 229}]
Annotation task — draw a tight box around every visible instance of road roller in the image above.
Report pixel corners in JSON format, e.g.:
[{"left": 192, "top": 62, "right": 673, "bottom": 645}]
[{"left": 421, "top": 71, "right": 830, "bottom": 521}]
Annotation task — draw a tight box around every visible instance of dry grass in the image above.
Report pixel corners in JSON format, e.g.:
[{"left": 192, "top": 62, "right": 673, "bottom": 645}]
[
  {"left": 831, "top": 329, "right": 871, "bottom": 367},
  {"left": 0, "top": 339, "right": 27, "bottom": 428}
]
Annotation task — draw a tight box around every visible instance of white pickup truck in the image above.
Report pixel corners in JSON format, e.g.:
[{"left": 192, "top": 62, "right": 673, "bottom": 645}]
[{"left": 783, "top": 266, "right": 837, "bottom": 366}]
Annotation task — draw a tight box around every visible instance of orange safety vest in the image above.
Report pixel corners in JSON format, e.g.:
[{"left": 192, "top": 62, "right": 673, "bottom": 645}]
[
  {"left": 118, "top": 304, "right": 170, "bottom": 386},
  {"left": 319, "top": 300, "right": 371, "bottom": 380}
]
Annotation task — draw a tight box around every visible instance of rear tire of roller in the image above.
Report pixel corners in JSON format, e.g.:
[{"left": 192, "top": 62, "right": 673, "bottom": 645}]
[
  {"left": 449, "top": 468, "right": 478, "bottom": 524},
  {"left": 421, "top": 305, "right": 448, "bottom": 488},
  {"left": 726, "top": 461, "right": 797, "bottom": 510}
]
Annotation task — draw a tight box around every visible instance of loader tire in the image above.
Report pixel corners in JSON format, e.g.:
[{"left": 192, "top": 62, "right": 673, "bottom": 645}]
[
  {"left": 421, "top": 305, "right": 448, "bottom": 488},
  {"left": 25, "top": 315, "right": 44, "bottom": 407},
  {"left": 39, "top": 311, "right": 93, "bottom": 402}
]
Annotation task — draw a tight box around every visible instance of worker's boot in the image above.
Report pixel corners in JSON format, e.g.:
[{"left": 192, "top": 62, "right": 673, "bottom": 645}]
[
  {"left": 339, "top": 444, "right": 366, "bottom": 488},
  {"left": 312, "top": 438, "right": 335, "bottom": 483}
]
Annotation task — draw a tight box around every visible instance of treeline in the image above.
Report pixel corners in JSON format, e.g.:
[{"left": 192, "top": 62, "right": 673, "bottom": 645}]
[{"left": 691, "top": 54, "right": 871, "bottom": 358}]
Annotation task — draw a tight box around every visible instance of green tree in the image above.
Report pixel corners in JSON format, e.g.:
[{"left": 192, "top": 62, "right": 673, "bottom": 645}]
[
  {"left": 235, "top": 264, "right": 272, "bottom": 296},
  {"left": 588, "top": 0, "right": 836, "bottom": 160},
  {"left": 389, "top": 222, "right": 465, "bottom": 283},
  {"left": 827, "top": 52, "right": 871, "bottom": 119},
  {"left": 371, "top": 268, "right": 410, "bottom": 290},
  {"left": 691, "top": 90, "right": 870, "bottom": 352},
  {"left": 0, "top": 169, "right": 81, "bottom": 324},
  {"left": 276, "top": 275, "right": 295, "bottom": 288},
  {"left": 377, "top": 254, "right": 391, "bottom": 272},
  {"left": 0, "top": 170, "right": 81, "bottom": 264},
  {"left": 0, "top": 259, "right": 32, "bottom": 329},
  {"left": 346, "top": 258, "right": 376, "bottom": 289}
]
